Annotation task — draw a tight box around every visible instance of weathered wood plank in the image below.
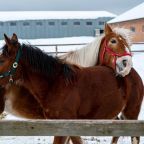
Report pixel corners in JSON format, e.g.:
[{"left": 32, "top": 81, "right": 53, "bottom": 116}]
[{"left": 0, "top": 120, "right": 144, "bottom": 136}]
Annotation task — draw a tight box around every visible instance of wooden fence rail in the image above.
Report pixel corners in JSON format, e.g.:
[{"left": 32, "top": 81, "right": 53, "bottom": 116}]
[{"left": 0, "top": 120, "right": 144, "bottom": 136}]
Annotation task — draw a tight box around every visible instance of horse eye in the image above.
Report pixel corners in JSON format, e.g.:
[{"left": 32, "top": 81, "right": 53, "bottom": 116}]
[{"left": 111, "top": 39, "right": 117, "bottom": 44}]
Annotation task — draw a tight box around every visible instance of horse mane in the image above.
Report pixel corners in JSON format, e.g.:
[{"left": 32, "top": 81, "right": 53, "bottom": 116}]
[
  {"left": 19, "top": 44, "right": 76, "bottom": 83},
  {"left": 113, "top": 27, "right": 133, "bottom": 48},
  {"left": 59, "top": 27, "right": 132, "bottom": 67},
  {"left": 59, "top": 35, "right": 105, "bottom": 67}
]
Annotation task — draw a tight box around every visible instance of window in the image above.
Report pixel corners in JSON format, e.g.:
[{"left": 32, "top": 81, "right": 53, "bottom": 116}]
[
  {"left": 36, "top": 21, "right": 43, "bottom": 26},
  {"left": 23, "top": 22, "right": 30, "bottom": 26},
  {"left": 48, "top": 22, "right": 55, "bottom": 26},
  {"left": 142, "top": 25, "right": 144, "bottom": 32},
  {"left": 74, "top": 22, "right": 80, "bottom": 25},
  {"left": 10, "top": 22, "right": 16, "bottom": 26},
  {"left": 99, "top": 21, "right": 105, "bottom": 25},
  {"left": 86, "top": 22, "right": 92, "bottom": 26},
  {"left": 61, "top": 22, "right": 68, "bottom": 26},
  {"left": 130, "top": 26, "right": 135, "bottom": 32},
  {"left": 0, "top": 22, "right": 3, "bottom": 26}
]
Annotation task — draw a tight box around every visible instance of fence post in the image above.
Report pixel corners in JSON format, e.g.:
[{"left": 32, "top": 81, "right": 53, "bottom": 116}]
[{"left": 55, "top": 45, "right": 58, "bottom": 56}]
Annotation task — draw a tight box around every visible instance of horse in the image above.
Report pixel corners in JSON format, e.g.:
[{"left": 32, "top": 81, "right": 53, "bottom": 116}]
[
  {"left": 58, "top": 24, "right": 140, "bottom": 144},
  {"left": 1, "top": 29, "right": 142, "bottom": 144},
  {"left": 60, "top": 24, "right": 133, "bottom": 77},
  {"left": 0, "top": 68, "right": 143, "bottom": 144},
  {"left": 59, "top": 24, "right": 144, "bottom": 144},
  {"left": 0, "top": 25, "right": 137, "bottom": 144}
]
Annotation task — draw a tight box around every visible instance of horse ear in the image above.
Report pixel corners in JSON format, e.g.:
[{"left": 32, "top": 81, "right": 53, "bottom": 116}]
[
  {"left": 4, "top": 34, "right": 11, "bottom": 46},
  {"left": 105, "top": 24, "right": 113, "bottom": 35},
  {"left": 11, "top": 33, "right": 18, "bottom": 42}
]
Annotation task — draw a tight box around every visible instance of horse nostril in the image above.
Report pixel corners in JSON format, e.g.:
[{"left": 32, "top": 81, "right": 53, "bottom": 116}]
[{"left": 122, "top": 59, "right": 127, "bottom": 67}]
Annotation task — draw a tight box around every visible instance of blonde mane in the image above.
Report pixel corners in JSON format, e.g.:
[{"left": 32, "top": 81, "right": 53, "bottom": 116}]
[
  {"left": 59, "top": 27, "right": 132, "bottom": 67},
  {"left": 59, "top": 35, "right": 105, "bottom": 67}
]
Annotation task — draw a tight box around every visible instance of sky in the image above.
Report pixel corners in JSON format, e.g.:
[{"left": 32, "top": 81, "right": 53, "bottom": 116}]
[{"left": 0, "top": 0, "right": 143, "bottom": 15}]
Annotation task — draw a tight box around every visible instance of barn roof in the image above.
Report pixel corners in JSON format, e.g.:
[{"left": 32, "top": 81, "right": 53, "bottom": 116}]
[
  {"left": 0, "top": 11, "right": 116, "bottom": 22},
  {"left": 108, "top": 2, "right": 144, "bottom": 23}
]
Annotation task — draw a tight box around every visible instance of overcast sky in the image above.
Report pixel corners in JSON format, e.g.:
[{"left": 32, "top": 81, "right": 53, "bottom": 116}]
[{"left": 0, "top": 0, "right": 143, "bottom": 14}]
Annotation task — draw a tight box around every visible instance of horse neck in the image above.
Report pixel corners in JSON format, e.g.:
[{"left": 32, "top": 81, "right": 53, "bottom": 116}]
[
  {"left": 20, "top": 60, "right": 60, "bottom": 83},
  {"left": 19, "top": 56, "right": 75, "bottom": 91}
]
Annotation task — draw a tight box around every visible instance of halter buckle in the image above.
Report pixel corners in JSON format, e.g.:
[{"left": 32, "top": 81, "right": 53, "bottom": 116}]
[
  {"left": 13, "top": 62, "right": 18, "bottom": 68},
  {"left": 9, "top": 75, "right": 13, "bottom": 83}
]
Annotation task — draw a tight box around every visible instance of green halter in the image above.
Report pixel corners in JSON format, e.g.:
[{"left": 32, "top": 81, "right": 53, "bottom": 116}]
[{"left": 0, "top": 46, "right": 22, "bottom": 83}]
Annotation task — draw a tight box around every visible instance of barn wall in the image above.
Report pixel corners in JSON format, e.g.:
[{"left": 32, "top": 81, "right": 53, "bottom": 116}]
[
  {"left": 109, "top": 18, "right": 144, "bottom": 43},
  {"left": 0, "top": 17, "right": 113, "bottom": 39}
]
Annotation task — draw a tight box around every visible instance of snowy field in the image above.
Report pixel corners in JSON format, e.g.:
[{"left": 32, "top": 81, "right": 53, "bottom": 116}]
[{"left": 0, "top": 37, "right": 144, "bottom": 144}]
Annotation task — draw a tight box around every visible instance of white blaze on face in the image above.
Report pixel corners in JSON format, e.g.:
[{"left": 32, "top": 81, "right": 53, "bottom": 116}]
[{"left": 116, "top": 55, "right": 132, "bottom": 77}]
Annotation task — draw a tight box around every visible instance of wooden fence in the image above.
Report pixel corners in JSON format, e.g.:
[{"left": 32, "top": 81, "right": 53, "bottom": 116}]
[{"left": 0, "top": 120, "right": 144, "bottom": 136}]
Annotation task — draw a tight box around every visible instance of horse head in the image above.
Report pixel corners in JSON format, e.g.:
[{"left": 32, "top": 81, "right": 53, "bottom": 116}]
[
  {"left": 99, "top": 24, "right": 132, "bottom": 77},
  {"left": 0, "top": 33, "right": 22, "bottom": 85}
]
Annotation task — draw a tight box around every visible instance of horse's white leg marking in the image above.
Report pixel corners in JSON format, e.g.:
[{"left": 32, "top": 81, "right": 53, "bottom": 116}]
[
  {"left": 132, "top": 137, "right": 139, "bottom": 144},
  {"left": 64, "top": 136, "right": 70, "bottom": 144}
]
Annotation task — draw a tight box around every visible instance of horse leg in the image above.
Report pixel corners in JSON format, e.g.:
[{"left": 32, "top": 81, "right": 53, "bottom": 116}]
[
  {"left": 64, "top": 136, "right": 83, "bottom": 144},
  {"left": 111, "top": 102, "right": 142, "bottom": 144},
  {"left": 111, "top": 112, "right": 141, "bottom": 144},
  {"left": 111, "top": 137, "right": 119, "bottom": 144},
  {"left": 121, "top": 85, "right": 143, "bottom": 144},
  {"left": 54, "top": 136, "right": 83, "bottom": 144},
  {"left": 0, "top": 87, "right": 5, "bottom": 114},
  {"left": 70, "top": 136, "right": 84, "bottom": 144},
  {"left": 53, "top": 136, "right": 70, "bottom": 144},
  {"left": 111, "top": 116, "right": 120, "bottom": 144},
  {"left": 121, "top": 112, "right": 140, "bottom": 144}
]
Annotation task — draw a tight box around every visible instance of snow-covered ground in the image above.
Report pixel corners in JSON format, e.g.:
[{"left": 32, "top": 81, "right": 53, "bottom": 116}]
[{"left": 0, "top": 37, "right": 144, "bottom": 144}]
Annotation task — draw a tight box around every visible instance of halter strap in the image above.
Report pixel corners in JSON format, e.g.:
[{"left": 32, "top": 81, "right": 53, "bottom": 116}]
[
  {"left": 0, "top": 46, "right": 22, "bottom": 82},
  {"left": 100, "top": 40, "right": 132, "bottom": 68}
]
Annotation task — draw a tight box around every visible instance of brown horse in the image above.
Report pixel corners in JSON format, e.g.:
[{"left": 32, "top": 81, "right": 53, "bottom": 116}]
[
  {"left": 1, "top": 68, "right": 143, "bottom": 144},
  {"left": 0, "top": 31, "right": 143, "bottom": 144},
  {"left": 0, "top": 24, "right": 139, "bottom": 144}
]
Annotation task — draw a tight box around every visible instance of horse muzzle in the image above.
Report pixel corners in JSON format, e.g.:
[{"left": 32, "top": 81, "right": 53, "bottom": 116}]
[{"left": 116, "top": 55, "right": 133, "bottom": 77}]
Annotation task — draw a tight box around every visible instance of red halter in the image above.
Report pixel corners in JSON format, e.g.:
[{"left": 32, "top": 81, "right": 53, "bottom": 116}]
[{"left": 100, "top": 40, "right": 132, "bottom": 69}]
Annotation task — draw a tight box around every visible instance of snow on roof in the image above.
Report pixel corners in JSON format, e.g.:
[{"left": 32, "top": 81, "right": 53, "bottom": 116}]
[
  {"left": 0, "top": 11, "right": 116, "bottom": 22},
  {"left": 108, "top": 2, "right": 144, "bottom": 23}
]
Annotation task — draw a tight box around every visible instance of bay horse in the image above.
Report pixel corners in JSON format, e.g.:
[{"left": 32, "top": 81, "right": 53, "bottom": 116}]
[
  {"left": 0, "top": 31, "right": 143, "bottom": 144},
  {"left": 0, "top": 24, "right": 142, "bottom": 144}
]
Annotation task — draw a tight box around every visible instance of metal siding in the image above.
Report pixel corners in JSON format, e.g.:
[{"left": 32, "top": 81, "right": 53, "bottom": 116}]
[{"left": 0, "top": 17, "right": 113, "bottom": 39}]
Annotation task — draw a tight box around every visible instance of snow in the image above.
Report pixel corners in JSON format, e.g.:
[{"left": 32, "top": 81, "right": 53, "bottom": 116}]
[
  {"left": 0, "top": 11, "right": 116, "bottom": 22},
  {"left": 0, "top": 36, "right": 95, "bottom": 54},
  {"left": 0, "top": 37, "right": 144, "bottom": 144},
  {"left": 108, "top": 2, "right": 144, "bottom": 23}
]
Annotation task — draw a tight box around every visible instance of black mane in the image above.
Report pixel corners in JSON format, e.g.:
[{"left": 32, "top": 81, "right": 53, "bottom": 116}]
[{"left": 20, "top": 44, "right": 76, "bottom": 82}]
